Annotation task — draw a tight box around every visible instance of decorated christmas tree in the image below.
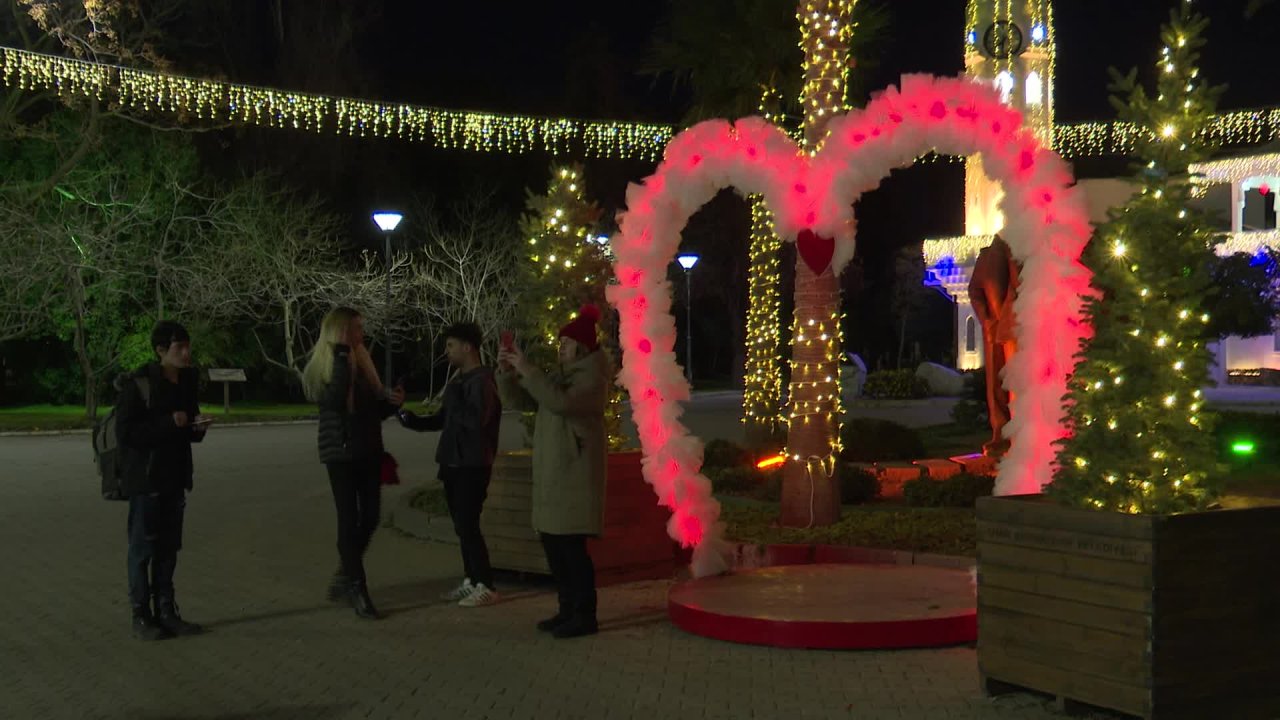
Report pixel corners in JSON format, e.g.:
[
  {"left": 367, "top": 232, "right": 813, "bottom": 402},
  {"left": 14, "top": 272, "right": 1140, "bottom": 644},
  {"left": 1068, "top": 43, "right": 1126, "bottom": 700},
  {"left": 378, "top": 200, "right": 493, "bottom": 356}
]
[
  {"left": 1049, "top": 6, "right": 1225, "bottom": 514},
  {"left": 517, "top": 163, "right": 626, "bottom": 448}
]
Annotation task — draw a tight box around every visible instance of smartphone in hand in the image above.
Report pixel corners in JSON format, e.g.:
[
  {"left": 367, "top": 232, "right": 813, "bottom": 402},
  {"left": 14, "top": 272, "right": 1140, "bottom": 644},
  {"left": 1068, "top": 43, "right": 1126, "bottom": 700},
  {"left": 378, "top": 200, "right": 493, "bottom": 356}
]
[{"left": 500, "top": 330, "right": 515, "bottom": 352}]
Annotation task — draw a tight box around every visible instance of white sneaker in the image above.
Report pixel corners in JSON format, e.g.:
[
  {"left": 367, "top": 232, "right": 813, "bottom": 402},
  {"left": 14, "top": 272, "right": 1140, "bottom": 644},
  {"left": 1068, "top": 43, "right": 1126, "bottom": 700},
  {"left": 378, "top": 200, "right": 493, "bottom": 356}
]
[
  {"left": 457, "top": 583, "right": 499, "bottom": 608},
  {"left": 440, "top": 578, "right": 473, "bottom": 602}
]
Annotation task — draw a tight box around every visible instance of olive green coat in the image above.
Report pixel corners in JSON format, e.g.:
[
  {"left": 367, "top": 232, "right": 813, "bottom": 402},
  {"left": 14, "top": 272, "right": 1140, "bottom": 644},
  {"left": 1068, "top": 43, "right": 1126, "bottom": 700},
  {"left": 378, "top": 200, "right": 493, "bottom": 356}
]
[{"left": 497, "top": 350, "right": 608, "bottom": 535}]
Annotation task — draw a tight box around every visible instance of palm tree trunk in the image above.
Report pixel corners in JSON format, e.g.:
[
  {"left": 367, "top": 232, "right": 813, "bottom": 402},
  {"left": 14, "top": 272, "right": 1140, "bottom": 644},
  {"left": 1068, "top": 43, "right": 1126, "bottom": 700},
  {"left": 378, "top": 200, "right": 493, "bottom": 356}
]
[
  {"left": 779, "top": 0, "right": 852, "bottom": 527},
  {"left": 743, "top": 194, "right": 783, "bottom": 446}
]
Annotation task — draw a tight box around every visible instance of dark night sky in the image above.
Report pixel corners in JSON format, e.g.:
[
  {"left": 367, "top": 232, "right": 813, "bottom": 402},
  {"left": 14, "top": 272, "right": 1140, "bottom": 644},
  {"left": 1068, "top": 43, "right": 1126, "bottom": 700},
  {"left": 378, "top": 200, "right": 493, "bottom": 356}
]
[
  {"left": 188, "top": 0, "right": 1280, "bottom": 205},
  {"left": 276, "top": 0, "right": 1277, "bottom": 211},
  {"left": 188, "top": 0, "right": 1276, "bottom": 369},
  {"left": 367, "top": 1, "right": 1275, "bottom": 125}
]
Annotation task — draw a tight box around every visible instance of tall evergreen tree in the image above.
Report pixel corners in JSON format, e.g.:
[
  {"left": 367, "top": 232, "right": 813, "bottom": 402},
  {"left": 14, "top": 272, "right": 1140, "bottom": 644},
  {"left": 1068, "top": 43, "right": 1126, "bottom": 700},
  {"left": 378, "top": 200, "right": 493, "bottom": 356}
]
[
  {"left": 517, "top": 164, "right": 626, "bottom": 449},
  {"left": 1049, "top": 5, "right": 1225, "bottom": 514}
]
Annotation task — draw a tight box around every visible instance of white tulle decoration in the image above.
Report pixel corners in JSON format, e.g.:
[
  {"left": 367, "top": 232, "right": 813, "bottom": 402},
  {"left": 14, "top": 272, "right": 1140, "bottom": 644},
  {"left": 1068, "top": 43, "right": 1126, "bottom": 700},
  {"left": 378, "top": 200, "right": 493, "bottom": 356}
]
[{"left": 608, "top": 74, "right": 1093, "bottom": 578}]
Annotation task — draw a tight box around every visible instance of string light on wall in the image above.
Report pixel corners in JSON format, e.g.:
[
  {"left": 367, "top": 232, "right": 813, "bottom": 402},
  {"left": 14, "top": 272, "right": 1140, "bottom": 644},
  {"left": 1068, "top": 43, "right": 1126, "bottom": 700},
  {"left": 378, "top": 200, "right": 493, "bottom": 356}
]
[
  {"left": 923, "top": 234, "right": 997, "bottom": 267},
  {"left": 1189, "top": 152, "right": 1280, "bottom": 185}
]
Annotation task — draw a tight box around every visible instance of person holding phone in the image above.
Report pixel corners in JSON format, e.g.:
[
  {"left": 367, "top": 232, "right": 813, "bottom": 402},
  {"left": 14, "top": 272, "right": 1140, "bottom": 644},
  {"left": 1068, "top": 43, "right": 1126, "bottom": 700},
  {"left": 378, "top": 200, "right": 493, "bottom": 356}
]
[
  {"left": 398, "top": 322, "right": 503, "bottom": 607},
  {"left": 302, "top": 307, "right": 404, "bottom": 620},
  {"left": 115, "top": 320, "right": 212, "bottom": 640},
  {"left": 496, "top": 305, "right": 608, "bottom": 639}
]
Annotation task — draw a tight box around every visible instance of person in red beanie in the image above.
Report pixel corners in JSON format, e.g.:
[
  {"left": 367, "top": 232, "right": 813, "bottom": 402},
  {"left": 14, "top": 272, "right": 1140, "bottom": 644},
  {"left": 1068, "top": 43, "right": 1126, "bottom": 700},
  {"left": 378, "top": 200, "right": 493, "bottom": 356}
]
[{"left": 496, "top": 305, "right": 609, "bottom": 639}]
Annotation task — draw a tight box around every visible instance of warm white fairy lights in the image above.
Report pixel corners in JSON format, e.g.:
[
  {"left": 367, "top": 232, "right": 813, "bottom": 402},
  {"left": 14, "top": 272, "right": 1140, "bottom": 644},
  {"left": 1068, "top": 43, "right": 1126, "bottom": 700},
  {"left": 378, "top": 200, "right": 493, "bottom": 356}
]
[
  {"left": 742, "top": 195, "right": 785, "bottom": 436},
  {"left": 0, "top": 45, "right": 672, "bottom": 160},
  {"left": 1, "top": 43, "right": 1277, "bottom": 162},
  {"left": 923, "top": 234, "right": 997, "bottom": 267}
]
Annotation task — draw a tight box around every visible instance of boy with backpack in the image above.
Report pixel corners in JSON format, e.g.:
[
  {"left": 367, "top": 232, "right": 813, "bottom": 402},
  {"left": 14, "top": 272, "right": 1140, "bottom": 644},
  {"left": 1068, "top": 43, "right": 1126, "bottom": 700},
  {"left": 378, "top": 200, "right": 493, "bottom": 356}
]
[{"left": 109, "top": 320, "right": 211, "bottom": 640}]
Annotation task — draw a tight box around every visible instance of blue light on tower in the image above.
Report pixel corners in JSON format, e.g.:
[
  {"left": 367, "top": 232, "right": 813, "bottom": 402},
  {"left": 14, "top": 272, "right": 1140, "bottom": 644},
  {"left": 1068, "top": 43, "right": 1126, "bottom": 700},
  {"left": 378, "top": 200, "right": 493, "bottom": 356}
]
[
  {"left": 967, "top": 30, "right": 978, "bottom": 45},
  {"left": 1031, "top": 24, "right": 1046, "bottom": 43}
]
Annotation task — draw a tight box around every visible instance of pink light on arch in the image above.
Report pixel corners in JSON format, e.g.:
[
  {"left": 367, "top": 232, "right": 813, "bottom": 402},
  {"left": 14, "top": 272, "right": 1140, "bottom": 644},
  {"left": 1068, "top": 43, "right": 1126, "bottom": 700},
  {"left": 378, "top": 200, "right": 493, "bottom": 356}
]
[{"left": 608, "top": 74, "right": 1092, "bottom": 578}]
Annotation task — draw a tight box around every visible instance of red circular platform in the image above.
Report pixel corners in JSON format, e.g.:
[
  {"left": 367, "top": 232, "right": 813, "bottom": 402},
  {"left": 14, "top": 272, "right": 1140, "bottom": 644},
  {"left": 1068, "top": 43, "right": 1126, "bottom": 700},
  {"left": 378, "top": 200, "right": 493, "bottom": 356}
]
[{"left": 668, "top": 563, "right": 977, "bottom": 649}]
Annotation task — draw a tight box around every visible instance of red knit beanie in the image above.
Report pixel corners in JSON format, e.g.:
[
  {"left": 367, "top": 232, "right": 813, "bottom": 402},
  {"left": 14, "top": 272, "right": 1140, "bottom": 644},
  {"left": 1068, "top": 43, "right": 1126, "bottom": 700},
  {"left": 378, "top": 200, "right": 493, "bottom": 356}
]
[{"left": 558, "top": 304, "right": 601, "bottom": 351}]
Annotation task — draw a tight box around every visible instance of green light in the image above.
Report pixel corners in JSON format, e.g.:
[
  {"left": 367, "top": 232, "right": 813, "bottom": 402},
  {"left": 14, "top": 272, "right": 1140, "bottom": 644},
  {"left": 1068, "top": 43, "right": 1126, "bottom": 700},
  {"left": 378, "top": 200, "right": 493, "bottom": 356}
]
[{"left": 1231, "top": 440, "right": 1256, "bottom": 456}]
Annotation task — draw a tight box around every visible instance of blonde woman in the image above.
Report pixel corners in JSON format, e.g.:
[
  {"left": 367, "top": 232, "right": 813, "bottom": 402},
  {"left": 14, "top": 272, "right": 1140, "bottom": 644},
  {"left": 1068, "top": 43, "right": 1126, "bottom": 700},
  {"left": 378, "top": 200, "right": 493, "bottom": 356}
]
[{"left": 303, "top": 307, "right": 404, "bottom": 619}]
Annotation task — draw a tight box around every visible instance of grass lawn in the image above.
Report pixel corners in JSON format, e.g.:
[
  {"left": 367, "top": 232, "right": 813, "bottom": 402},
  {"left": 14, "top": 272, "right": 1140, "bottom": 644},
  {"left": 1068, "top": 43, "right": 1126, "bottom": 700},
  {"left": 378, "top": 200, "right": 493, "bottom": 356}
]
[
  {"left": 719, "top": 497, "right": 978, "bottom": 555},
  {"left": 402, "top": 462, "right": 1280, "bottom": 559},
  {"left": 918, "top": 423, "right": 991, "bottom": 459},
  {"left": 0, "top": 402, "right": 317, "bottom": 432}
]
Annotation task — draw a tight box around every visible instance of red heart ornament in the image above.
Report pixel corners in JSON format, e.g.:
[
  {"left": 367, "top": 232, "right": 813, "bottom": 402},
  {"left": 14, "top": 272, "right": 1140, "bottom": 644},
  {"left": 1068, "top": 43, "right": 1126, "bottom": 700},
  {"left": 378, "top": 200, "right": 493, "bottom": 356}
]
[{"left": 796, "top": 229, "right": 835, "bottom": 275}]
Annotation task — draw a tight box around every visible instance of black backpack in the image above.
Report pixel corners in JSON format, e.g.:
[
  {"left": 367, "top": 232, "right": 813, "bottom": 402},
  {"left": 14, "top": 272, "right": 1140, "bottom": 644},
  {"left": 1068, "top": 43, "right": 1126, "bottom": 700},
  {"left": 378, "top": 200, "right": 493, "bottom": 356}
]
[{"left": 93, "top": 376, "right": 150, "bottom": 501}]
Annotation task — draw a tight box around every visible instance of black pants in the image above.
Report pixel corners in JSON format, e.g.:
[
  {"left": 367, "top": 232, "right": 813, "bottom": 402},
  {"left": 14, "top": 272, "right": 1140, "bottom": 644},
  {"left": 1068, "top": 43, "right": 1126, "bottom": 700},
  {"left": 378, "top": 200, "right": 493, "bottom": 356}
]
[
  {"left": 540, "top": 533, "right": 597, "bottom": 621},
  {"left": 441, "top": 466, "right": 494, "bottom": 589},
  {"left": 326, "top": 456, "right": 382, "bottom": 584},
  {"left": 127, "top": 490, "right": 186, "bottom": 613}
]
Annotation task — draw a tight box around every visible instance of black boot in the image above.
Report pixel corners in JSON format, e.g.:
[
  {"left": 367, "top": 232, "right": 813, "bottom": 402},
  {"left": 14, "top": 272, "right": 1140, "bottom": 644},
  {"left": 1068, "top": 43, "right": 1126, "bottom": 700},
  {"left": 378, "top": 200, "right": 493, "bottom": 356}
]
[
  {"left": 132, "top": 610, "right": 172, "bottom": 641},
  {"left": 349, "top": 581, "right": 380, "bottom": 620},
  {"left": 327, "top": 568, "right": 350, "bottom": 603},
  {"left": 536, "top": 611, "right": 569, "bottom": 632},
  {"left": 551, "top": 615, "right": 598, "bottom": 639},
  {"left": 155, "top": 598, "right": 204, "bottom": 637}
]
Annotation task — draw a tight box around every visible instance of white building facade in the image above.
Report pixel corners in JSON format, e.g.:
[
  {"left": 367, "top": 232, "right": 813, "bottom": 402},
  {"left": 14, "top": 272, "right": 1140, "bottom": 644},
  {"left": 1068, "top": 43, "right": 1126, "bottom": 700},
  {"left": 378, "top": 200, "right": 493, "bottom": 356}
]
[{"left": 924, "top": 1, "right": 1280, "bottom": 381}]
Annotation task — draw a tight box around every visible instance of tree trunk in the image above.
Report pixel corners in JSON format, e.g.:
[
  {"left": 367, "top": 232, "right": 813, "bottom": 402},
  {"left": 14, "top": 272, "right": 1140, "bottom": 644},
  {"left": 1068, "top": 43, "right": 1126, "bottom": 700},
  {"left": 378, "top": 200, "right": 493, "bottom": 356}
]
[
  {"left": 68, "top": 268, "right": 98, "bottom": 419},
  {"left": 779, "top": 0, "right": 850, "bottom": 527},
  {"left": 780, "top": 257, "right": 842, "bottom": 526},
  {"left": 743, "top": 194, "right": 783, "bottom": 447},
  {"left": 897, "top": 314, "right": 907, "bottom": 369}
]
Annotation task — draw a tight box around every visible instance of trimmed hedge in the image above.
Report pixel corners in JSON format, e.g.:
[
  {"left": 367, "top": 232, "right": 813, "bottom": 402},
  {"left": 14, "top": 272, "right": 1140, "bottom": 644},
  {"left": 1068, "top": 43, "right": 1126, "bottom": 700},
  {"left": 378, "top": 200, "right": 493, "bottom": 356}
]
[
  {"left": 862, "top": 369, "right": 931, "bottom": 399},
  {"left": 703, "top": 438, "right": 752, "bottom": 470},
  {"left": 903, "top": 472, "right": 994, "bottom": 508},
  {"left": 840, "top": 418, "right": 927, "bottom": 462},
  {"left": 839, "top": 464, "right": 881, "bottom": 504}
]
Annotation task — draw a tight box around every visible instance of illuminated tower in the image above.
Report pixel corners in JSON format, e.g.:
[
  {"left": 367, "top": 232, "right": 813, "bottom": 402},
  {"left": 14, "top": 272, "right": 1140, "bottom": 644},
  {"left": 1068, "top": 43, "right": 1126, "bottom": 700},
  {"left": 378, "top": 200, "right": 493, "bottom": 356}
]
[
  {"left": 964, "top": 0, "right": 1056, "bottom": 236},
  {"left": 922, "top": 1, "right": 1057, "bottom": 370}
]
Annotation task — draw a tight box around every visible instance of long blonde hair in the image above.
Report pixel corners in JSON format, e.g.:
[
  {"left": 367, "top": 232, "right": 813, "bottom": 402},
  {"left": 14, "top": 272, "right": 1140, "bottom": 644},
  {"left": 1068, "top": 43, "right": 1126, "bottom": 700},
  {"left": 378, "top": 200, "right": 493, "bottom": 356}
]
[{"left": 302, "top": 307, "right": 381, "bottom": 403}]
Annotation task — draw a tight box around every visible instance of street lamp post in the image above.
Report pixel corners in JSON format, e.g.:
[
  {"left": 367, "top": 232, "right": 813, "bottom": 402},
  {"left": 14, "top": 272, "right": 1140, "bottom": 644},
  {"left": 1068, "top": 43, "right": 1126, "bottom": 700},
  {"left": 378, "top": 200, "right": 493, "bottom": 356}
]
[
  {"left": 372, "top": 211, "right": 403, "bottom": 383},
  {"left": 677, "top": 253, "right": 699, "bottom": 384}
]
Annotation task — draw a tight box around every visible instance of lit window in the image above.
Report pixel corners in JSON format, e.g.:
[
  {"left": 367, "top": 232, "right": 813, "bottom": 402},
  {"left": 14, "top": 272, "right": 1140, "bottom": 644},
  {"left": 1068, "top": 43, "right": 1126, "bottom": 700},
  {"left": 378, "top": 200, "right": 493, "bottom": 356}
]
[
  {"left": 994, "top": 72, "right": 1014, "bottom": 105},
  {"left": 1026, "top": 71, "right": 1043, "bottom": 105}
]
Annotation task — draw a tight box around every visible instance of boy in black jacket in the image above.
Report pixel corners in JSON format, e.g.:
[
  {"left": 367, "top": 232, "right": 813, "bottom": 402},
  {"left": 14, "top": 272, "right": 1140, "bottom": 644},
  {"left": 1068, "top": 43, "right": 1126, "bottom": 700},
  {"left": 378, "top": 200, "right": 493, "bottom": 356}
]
[
  {"left": 398, "top": 322, "right": 503, "bottom": 607},
  {"left": 115, "top": 321, "right": 210, "bottom": 640}
]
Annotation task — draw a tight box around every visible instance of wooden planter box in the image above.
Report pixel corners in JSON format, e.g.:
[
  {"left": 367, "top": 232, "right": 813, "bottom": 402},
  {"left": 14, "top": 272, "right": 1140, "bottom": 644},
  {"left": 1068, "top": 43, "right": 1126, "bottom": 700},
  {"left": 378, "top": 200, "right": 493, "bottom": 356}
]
[
  {"left": 482, "top": 450, "right": 680, "bottom": 585},
  {"left": 976, "top": 495, "right": 1280, "bottom": 720}
]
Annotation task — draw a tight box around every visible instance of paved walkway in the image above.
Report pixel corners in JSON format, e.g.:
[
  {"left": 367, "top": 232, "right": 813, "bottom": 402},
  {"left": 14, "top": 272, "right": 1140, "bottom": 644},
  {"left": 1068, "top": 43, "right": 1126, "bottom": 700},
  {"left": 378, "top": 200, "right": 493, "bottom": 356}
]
[{"left": 0, "top": 422, "right": 1117, "bottom": 720}]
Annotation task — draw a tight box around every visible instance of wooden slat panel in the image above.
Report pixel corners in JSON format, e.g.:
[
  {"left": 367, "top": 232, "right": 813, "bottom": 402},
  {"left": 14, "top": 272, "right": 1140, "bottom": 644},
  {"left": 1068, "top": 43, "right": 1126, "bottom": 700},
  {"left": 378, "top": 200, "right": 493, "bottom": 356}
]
[
  {"left": 980, "top": 607, "right": 1148, "bottom": 664},
  {"left": 979, "top": 542, "right": 1152, "bottom": 589},
  {"left": 977, "top": 521, "right": 1152, "bottom": 563},
  {"left": 979, "top": 565, "right": 1152, "bottom": 613},
  {"left": 980, "top": 625, "right": 1150, "bottom": 685},
  {"left": 977, "top": 496, "right": 1156, "bottom": 540},
  {"left": 979, "top": 586, "right": 1149, "bottom": 637},
  {"left": 981, "top": 646, "right": 1151, "bottom": 718}
]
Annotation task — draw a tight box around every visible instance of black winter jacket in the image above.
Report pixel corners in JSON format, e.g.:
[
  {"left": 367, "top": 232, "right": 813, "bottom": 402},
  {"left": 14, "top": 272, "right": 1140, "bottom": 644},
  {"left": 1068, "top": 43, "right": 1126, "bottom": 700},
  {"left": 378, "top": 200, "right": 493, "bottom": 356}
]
[
  {"left": 317, "top": 344, "right": 398, "bottom": 464},
  {"left": 401, "top": 366, "right": 502, "bottom": 468},
  {"left": 116, "top": 363, "right": 206, "bottom": 497}
]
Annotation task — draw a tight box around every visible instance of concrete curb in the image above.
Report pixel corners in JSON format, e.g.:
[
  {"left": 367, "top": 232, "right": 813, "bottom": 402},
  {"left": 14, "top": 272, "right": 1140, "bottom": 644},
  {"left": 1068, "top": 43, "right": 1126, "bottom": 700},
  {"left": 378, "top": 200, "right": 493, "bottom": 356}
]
[
  {"left": 390, "top": 491, "right": 975, "bottom": 573},
  {"left": 0, "top": 418, "right": 318, "bottom": 438},
  {"left": 846, "top": 397, "right": 962, "bottom": 409},
  {"left": 726, "top": 541, "right": 974, "bottom": 571}
]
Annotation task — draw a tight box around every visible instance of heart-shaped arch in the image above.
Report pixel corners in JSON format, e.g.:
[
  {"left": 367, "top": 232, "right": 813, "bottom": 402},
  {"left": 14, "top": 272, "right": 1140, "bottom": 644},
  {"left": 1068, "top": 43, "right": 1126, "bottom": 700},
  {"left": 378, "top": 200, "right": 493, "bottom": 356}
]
[{"left": 607, "top": 74, "right": 1094, "bottom": 577}]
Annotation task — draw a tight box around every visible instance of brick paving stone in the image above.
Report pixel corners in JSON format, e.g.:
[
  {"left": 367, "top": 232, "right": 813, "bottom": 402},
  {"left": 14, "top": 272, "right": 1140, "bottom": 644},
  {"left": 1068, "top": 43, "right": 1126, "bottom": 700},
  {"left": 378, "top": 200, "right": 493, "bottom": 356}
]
[{"left": 0, "top": 425, "right": 1130, "bottom": 720}]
